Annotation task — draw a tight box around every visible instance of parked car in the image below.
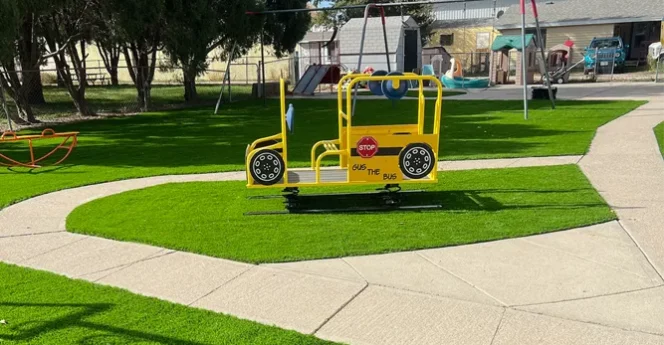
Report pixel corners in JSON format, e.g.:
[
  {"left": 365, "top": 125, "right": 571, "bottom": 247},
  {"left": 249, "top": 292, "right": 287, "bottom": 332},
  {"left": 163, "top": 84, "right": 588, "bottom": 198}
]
[{"left": 583, "top": 37, "right": 629, "bottom": 74}]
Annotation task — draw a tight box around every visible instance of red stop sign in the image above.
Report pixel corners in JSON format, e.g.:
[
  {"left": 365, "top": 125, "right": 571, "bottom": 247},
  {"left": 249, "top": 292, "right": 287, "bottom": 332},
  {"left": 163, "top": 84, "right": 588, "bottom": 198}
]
[{"left": 356, "top": 136, "right": 379, "bottom": 158}]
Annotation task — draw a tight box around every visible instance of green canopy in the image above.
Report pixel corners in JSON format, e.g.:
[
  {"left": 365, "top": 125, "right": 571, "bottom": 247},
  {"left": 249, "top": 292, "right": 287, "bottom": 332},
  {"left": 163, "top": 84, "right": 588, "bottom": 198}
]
[{"left": 491, "top": 34, "right": 535, "bottom": 51}]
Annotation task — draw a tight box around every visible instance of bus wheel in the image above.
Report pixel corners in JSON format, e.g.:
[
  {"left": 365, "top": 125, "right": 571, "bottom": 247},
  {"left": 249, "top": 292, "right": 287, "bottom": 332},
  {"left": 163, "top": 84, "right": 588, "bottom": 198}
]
[
  {"left": 249, "top": 149, "right": 285, "bottom": 185},
  {"left": 399, "top": 143, "right": 435, "bottom": 179}
]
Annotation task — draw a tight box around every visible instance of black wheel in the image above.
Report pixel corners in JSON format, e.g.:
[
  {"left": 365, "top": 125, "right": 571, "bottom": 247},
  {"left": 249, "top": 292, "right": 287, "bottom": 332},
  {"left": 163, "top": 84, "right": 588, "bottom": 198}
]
[
  {"left": 249, "top": 149, "right": 285, "bottom": 185},
  {"left": 399, "top": 143, "right": 435, "bottom": 179}
]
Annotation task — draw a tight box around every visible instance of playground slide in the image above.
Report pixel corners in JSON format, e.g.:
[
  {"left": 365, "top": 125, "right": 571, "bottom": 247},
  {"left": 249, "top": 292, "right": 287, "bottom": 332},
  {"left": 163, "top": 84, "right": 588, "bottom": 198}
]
[
  {"left": 441, "top": 75, "right": 490, "bottom": 89},
  {"left": 293, "top": 65, "right": 331, "bottom": 95}
]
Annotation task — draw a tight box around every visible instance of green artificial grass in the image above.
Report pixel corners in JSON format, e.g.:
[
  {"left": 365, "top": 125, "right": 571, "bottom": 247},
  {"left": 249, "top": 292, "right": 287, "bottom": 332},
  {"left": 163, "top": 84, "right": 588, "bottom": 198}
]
[
  {"left": 0, "top": 98, "right": 643, "bottom": 209},
  {"left": 0, "top": 263, "right": 337, "bottom": 345},
  {"left": 29, "top": 85, "right": 252, "bottom": 120},
  {"left": 656, "top": 122, "right": 664, "bottom": 158},
  {"left": 67, "top": 165, "right": 616, "bottom": 264}
]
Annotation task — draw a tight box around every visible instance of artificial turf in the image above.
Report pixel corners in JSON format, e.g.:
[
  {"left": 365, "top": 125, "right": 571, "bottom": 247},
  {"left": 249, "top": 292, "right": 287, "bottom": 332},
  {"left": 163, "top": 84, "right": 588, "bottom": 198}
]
[
  {"left": 656, "top": 122, "right": 664, "bottom": 158},
  {"left": 0, "top": 98, "right": 643, "bottom": 209},
  {"left": 30, "top": 85, "right": 252, "bottom": 120},
  {"left": 0, "top": 263, "right": 337, "bottom": 345},
  {"left": 66, "top": 165, "right": 616, "bottom": 264}
]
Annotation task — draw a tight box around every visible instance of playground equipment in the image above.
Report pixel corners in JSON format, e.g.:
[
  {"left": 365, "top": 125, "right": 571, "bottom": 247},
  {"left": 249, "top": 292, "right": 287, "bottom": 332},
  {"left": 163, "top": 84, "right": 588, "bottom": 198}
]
[
  {"left": 441, "top": 58, "right": 490, "bottom": 89},
  {"left": 293, "top": 64, "right": 342, "bottom": 96},
  {"left": 246, "top": 74, "right": 442, "bottom": 190},
  {"left": 0, "top": 129, "right": 79, "bottom": 168},
  {"left": 543, "top": 42, "right": 574, "bottom": 84}
]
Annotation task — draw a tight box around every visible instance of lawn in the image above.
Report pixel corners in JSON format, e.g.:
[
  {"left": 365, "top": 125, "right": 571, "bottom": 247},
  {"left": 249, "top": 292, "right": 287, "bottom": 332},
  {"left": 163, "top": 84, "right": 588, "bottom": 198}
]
[
  {"left": 0, "top": 263, "right": 337, "bottom": 345},
  {"left": 29, "top": 84, "right": 252, "bottom": 120},
  {"left": 656, "top": 122, "right": 664, "bottom": 157},
  {"left": 67, "top": 165, "right": 616, "bottom": 264},
  {"left": 0, "top": 98, "right": 643, "bottom": 210}
]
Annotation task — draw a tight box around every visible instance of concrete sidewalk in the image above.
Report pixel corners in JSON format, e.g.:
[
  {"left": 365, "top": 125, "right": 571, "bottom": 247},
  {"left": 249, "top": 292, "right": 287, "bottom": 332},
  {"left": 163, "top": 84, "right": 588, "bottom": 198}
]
[{"left": 1, "top": 85, "right": 664, "bottom": 344}]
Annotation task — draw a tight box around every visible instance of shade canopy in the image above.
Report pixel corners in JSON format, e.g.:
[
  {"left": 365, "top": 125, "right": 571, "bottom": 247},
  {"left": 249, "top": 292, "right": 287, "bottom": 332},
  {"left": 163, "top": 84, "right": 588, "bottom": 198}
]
[{"left": 491, "top": 34, "right": 534, "bottom": 52}]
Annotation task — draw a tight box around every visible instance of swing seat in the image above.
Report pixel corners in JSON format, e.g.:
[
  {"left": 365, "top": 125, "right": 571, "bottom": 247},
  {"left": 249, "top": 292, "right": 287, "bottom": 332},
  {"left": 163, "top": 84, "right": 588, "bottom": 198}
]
[{"left": 0, "top": 129, "right": 79, "bottom": 168}]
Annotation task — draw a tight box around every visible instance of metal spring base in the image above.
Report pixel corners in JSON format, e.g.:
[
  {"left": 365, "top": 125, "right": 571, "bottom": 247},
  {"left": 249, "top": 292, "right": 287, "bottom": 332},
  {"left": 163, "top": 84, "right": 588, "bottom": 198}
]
[{"left": 245, "top": 185, "right": 443, "bottom": 216}]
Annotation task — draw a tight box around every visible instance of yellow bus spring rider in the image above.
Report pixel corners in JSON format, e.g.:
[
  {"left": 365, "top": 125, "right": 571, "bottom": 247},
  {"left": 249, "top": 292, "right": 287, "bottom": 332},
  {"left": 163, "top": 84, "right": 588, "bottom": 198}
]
[{"left": 245, "top": 73, "right": 444, "bottom": 214}]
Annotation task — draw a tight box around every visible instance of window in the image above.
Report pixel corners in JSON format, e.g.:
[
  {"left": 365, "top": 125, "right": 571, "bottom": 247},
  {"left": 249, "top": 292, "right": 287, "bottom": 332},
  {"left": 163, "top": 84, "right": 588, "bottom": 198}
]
[
  {"left": 476, "top": 32, "right": 490, "bottom": 49},
  {"left": 439, "top": 34, "right": 454, "bottom": 46}
]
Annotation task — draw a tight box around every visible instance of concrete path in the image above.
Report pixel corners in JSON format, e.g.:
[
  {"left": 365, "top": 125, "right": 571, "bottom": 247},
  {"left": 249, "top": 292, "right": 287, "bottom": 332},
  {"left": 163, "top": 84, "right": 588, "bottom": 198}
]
[
  {"left": 452, "top": 82, "right": 664, "bottom": 101},
  {"left": 1, "top": 84, "right": 664, "bottom": 344}
]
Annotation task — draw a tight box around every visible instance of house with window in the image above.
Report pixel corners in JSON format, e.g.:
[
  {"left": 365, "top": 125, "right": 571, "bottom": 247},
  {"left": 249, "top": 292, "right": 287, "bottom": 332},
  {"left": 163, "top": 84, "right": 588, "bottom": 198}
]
[
  {"left": 495, "top": 0, "right": 663, "bottom": 65},
  {"left": 425, "top": 0, "right": 517, "bottom": 74},
  {"left": 428, "top": 0, "right": 516, "bottom": 54}
]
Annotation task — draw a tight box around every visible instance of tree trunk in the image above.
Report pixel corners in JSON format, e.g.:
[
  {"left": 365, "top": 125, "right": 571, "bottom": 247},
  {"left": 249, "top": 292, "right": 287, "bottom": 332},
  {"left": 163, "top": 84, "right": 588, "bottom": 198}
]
[
  {"left": 0, "top": 67, "right": 38, "bottom": 123},
  {"left": 13, "top": 93, "right": 37, "bottom": 123},
  {"left": 109, "top": 68, "right": 119, "bottom": 86},
  {"left": 97, "top": 42, "right": 121, "bottom": 86},
  {"left": 124, "top": 42, "right": 156, "bottom": 112},
  {"left": 183, "top": 69, "right": 198, "bottom": 103},
  {"left": 21, "top": 70, "right": 46, "bottom": 105},
  {"left": 19, "top": 15, "right": 46, "bottom": 105},
  {"left": 0, "top": 86, "right": 29, "bottom": 126}
]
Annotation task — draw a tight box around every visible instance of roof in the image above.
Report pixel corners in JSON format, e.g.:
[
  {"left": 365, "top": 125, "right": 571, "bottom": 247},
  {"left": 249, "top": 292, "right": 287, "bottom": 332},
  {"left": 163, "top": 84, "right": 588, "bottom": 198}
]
[
  {"left": 339, "top": 16, "right": 418, "bottom": 54},
  {"left": 300, "top": 31, "right": 336, "bottom": 43},
  {"left": 491, "top": 34, "right": 534, "bottom": 51},
  {"left": 431, "top": 0, "right": 512, "bottom": 28},
  {"left": 496, "top": 0, "right": 664, "bottom": 29}
]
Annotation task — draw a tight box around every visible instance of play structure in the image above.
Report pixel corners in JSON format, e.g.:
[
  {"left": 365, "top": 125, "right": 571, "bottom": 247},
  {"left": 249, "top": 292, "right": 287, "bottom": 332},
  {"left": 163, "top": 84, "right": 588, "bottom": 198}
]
[
  {"left": 441, "top": 58, "right": 491, "bottom": 89},
  {"left": 490, "top": 34, "right": 538, "bottom": 86},
  {"left": 543, "top": 41, "right": 574, "bottom": 84},
  {"left": 292, "top": 64, "right": 342, "bottom": 95},
  {"left": 247, "top": 74, "right": 441, "bottom": 187},
  {"left": 245, "top": 74, "right": 441, "bottom": 213},
  {"left": 0, "top": 129, "right": 79, "bottom": 168}
]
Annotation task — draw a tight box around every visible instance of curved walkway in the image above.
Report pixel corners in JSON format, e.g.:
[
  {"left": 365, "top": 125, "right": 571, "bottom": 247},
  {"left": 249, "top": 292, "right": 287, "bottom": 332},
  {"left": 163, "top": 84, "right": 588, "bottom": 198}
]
[{"left": 1, "top": 86, "right": 664, "bottom": 345}]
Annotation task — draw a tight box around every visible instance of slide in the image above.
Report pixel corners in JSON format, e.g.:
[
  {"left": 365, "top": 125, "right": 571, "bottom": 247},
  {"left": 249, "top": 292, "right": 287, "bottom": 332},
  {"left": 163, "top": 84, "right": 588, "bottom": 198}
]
[{"left": 293, "top": 65, "right": 331, "bottom": 96}]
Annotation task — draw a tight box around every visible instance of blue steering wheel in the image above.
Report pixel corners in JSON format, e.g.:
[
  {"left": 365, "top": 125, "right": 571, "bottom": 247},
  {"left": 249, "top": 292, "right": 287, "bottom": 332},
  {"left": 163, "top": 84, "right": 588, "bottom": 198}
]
[{"left": 286, "top": 104, "right": 295, "bottom": 134}]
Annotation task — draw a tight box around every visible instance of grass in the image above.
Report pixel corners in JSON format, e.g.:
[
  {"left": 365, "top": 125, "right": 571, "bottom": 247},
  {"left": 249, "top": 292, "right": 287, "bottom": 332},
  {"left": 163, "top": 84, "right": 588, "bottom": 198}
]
[
  {"left": 656, "top": 122, "right": 664, "bottom": 158},
  {"left": 0, "top": 98, "right": 643, "bottom": 210},
  {"left": 0, "top": 263, "right": 337, "bottom": 344},
  {"left": 29, "top": 84, "right": 252, "bottom": 120},
  {"left": 67, "top": 165, "right": 616, "bottom": 264}
]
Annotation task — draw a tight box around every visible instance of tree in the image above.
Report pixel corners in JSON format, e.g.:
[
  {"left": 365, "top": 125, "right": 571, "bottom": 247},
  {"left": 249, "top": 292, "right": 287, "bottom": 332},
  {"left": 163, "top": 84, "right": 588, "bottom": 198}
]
[
  {"left": 109, "top": 0, "right": 166, "bottom": 111},
  {"left": 162, "top": 0, "right": 260, "bottom": 103},
  {"left": 91, "top": 2, "right": 122, "bottom": 86},
  {"left": 262, "top": 0, "right": 312, "bottom": 58},
  {"left": 0, "top": 0, "right": 28, "bottom": 125},
  {"left": 0, "top": 0, "right": 68, "bottom": 124},
  {"left": 312, "top": 0, "right": 434, "bottom": 45},
  {"left": 161, "top": 0, "right": 310, "bottom": 103},
  {"left": 40, "top": 0, "right": 96, "bottom": 116}
]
